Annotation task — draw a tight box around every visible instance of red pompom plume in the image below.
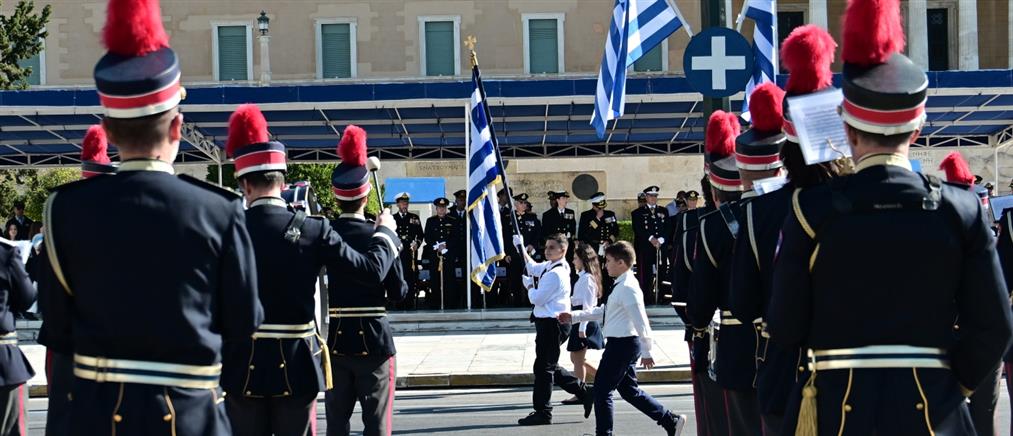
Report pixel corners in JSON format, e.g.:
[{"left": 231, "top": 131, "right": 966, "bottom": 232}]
[
  {"left": 782, "top": 25, "right": 837, "bottom": 94},
  {"left": 338, "top": 125, "right": 368, "bottom": 166},
  {"left": 226, "top": 104, "right": 270, "bottom": 158},
  {"left": 81, "top": 125, "right": 110, "bottom": 164},
  {"left": 842, "top": 0, "right": 905, "bottom": 66},
  {"left": 939, "top": 151, "right": 974, "bottom": 186},
  {"left": 103, "top": 0, "right": 170, "bottom": 57},
  {"left": 748, "top": 83, "right": 786, "bottom": 132},
  {"left": 705, "top": 110, "right": 740, "bottom": 158}
]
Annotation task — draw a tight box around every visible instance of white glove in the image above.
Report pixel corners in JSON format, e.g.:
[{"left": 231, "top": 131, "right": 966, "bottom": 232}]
[
  {"left": 440, "top": 248, "right": 449, "bottom": 255},
  {"left": 512, "top": 235, "right": 524, "bottom": 249},
  {"left": 521, "top": 275, "right": 534, "bottom": 289}
]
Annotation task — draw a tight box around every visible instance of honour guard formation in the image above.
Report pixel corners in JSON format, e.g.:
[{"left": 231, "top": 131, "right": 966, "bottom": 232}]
[{"left": 0, "top": 0, "right": 1009, "bottom": 435}]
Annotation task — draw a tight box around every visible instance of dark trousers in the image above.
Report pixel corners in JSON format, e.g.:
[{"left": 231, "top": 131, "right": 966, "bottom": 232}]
[
  {"left": 688, "top": 340, "right": 729, "bottom": 436},
  {"left": 593, "top": 336, "right": 671, "bottom": 436},
  {"left": 532, "top": 318, "right": 584, "bottom": 416},
  {"left": 724, "top": 388, "right": 762, "bottom": 435},
  {"left": 0, "top": 384, "right": 24, "bottom": 436},
  {"left": 969, "top": 362, "right": 1002, "bottom": 436},
  {"left": 225, "top": 392, "right": 316, "bottom": 436},
  {"left": 70, "top": 379, "right": 230, "bottom": 436},
  {"left": 45, "top": 351, "right": 73, "bottom": 436},
  {"left": 761, "top": 413, "right": 784, "bottom": 436},
  {"left": 325, "top": 354, "right": 395, "bottom": 436}
]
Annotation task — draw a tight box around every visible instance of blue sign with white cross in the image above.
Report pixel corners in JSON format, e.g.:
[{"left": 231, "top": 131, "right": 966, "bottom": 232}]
[{"left": 683, "top": 27, "right": 754, "bottom": 98}]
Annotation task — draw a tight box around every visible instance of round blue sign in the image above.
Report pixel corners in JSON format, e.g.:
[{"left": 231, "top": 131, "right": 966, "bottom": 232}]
[{"left": 682, "top": 27, "right": 755, "bottom": 98}]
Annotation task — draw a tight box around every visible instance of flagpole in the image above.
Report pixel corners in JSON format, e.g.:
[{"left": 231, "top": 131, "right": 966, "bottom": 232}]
[{"left": 470, "top": 46, "right": 523, "bottom": 243}]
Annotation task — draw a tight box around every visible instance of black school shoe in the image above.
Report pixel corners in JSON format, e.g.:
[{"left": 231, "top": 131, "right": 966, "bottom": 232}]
[
  {"left": 582, "top": 385, "right": 594, "bottom": 419},
  {"left": 518, "top": 412, "right": 552, "bottom": 426}
]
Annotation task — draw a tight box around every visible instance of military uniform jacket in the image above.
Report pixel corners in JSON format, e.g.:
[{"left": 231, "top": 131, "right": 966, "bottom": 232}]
[
  {"left": 504, "top": 212, "right": 542, "bottom": 258},
  {"left": 999, "top": 209, "right": 1013, "bottom": 361},
  {"left": 631, "top": 205, "right": 670, "bottom": 254},
  {"left": 0, "top": 241, "right": 35, "bottom": 386},
  {"left": 393, "top": 211, "right": 424, "bottom": 250},
  {"left": 37, "top": 162, "right": 263, "bottom": 372},
  {"left": 328, "top": 215, "right": 407, "bottom": 357},
  {"left": 688, "top": 200, "right": 757, "bottom": 390},
  {"left": 727, "top": 186, "right": 800, "bottom": 414},
  {"left": 542, "top": 208, "right": 577, "bottom": 240},
  {"left": 578, "top": 209, "right": 619, "bottom": 248},
  {"left": 670, "top": 208, "right": 707, "bottom": 325},
  {"left": 423, "top": 215, "right": 457, "bottom": 261},
  {"left": 221, "top": 199, "right": 401, "bottom": 398},
  {"left": 769, "top": 156, "right": 1013, "bottom": 431}
]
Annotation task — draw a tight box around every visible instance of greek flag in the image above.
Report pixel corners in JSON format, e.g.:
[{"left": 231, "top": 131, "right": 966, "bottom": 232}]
[
  {"left": 467, "top": 67, "right": 506, "bottom": 291},
  {"left": 592, "top": 0, "right": 691, "bottom": 138},
  {"left": 737, "top": 0, "right": 777, "bottom": 121}
]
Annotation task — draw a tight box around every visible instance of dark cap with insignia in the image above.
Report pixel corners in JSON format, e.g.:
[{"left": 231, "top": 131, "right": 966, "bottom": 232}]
[
  {"left": 226, "top": 104, "right": 287, "bottom": 178},
  {"left": 643, "top": 186, "right": 660, "bottom": 196},
  {"left": 454, "top": 189, "right": 466, "bottom": 199},
  {"left": 590, "top": 192, "right": 606, "bottom": 206},
  {"left": 736, "top": 83, "right": 786, "bottom": 171},
  {"left": 513, "top": 192, "right": 529, "bottom": 202},
  {"left": 81, "top": 125, "right": 116, "bottom": 179},
  {"left": 705, "top": 111, "right": 740, "bottom": 172},
  {"left": 395, "top": 192, "right": 411, "bottom": 202},
  {"left": 840, "top": 0, "right": 927, "bottom": 136},
  {"left": 331, "top": 125, "right": 372, "bottom": 201},
  {"left": 548, "top": 190, "right": 570, "bottom": 200},
  {"left": 974, "top": 175, "right": 984, "bottom": 185},
  {"left": 433, "top": 197, "right": 450, "bottom": 207},
  {"left": 686, "top": 190, "right": 700, "bottom": 200},
  {"left": 95, "top": 0, "right": 184, "bottom": 119},
  {"left": 781, "top": 25, "right": 837, "bottom": 143}
]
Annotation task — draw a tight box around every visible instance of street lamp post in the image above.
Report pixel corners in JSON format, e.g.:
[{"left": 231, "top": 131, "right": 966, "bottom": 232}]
[{"left": 257, "top": 11, "right": 271, "bottom": 86}]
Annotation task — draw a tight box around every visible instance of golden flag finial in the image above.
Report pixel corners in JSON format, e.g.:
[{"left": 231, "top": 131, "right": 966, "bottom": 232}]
[{"left": 465, "top": 35, "right": 478, "bottom": 67}]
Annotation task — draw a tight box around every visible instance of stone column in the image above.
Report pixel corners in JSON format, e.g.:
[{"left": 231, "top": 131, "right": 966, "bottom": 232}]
[
  {"left": 958, "top": 0, "right": 978, "bottom": 70},
  {"left": 259, "top": 35, "right": 271, "bottom": 85},
  {"left": 808, "top": 0, "right": 828, "bottom": 29},
  {"left": 908, "top": 0, "right": 929, "bottom": 70}
]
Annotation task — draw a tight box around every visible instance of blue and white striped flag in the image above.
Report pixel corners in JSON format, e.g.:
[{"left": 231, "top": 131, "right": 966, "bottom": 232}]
[
  {"left": 591, "top": 0, "right": 691, "bottom": 138},
  {"left": 466, "top": 67, "right": 506, "bottom": 291},
  {"left": 737, "top": 0, "right": 778, "bottom": 121}
]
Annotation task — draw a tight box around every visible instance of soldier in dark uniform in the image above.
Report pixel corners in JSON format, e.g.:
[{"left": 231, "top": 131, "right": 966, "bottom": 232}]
[
  {"left": 769, "top": 2, "right": 1013, "bottom": 434},
  {"left": 577, "top": 192, "right": 619, "bottom": 297},
  {"left": 999, "top": 203, "right": 1013, "bottom": 436},
  {"left": 503, "top": 193, "right": 542, "bottom": 307},
  {"left": 37, "top": 2, "right": 264, "bottom": 433},
  {"left": 325, "top": 125, "right": 406, "bottom": 436},
  {"left": 393, "top": 193, "right": 423, "bottom": 310},
  {"left": 726, "top": 24, "right": 844, "bottom": 436},
  {"left": 41, "top": 125, "right": 117, "bottom": 436},
  {"left": 423, "top": 198, "right": 458, "bottom": 309},
  {"left": 0, "top": 238, "right": 34, "bottom": 436},
  {"left": 448, "top": 189, "right": 467, "bottom": 220},
  {"left": 220, "top": 108, "right": 401, "bottom": 436},
  {"left": 689, "top": 110, "right": 760, "bottom": 436},
  {"left": 542, "top": 191, "right": 577, "bottom": 278},
  {"left": 631, "top": 186, "right": 669, "bottom": 305},
  {"left": 448, "top": 190, "right": 469, "bottom": 305}
]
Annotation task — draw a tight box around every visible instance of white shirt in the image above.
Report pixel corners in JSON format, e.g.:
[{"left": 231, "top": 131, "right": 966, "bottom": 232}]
[
  {"left": 526, "top": 258, "right": 571, "bottom": 319},
  {"left": 571, "top": 271, "right": 599, "bottom": 334},
  {"left": 572, "top": 270, "right": 654, "bottom": 358}
]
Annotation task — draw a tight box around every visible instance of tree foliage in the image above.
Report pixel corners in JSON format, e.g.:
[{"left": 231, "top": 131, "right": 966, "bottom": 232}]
[
  {"left": 0, "top": 168, "right": 76, "bottom": 222},
  {"left": 0, "top": 1, "right": 51, "bottom": 90}
]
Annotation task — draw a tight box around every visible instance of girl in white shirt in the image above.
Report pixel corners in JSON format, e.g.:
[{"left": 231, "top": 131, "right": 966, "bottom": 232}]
[{"left": 562, "top": 243, "right": 606, "bottom": 405}]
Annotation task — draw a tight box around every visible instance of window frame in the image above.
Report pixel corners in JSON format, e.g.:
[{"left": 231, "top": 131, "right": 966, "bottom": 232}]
[
  {"left": 522, "top": 13, "right": 566, "bottom": 75},
  {"left": 211, "top": 21, "right": 254, "bottom": 82},
  {"left": 417, "top": 15, "right": 461, "bottom": 77},
  {"left": 630, "top": 39, "right": 669, "bottom": 73},
  {"left": 315, "top": 18, "right": 358, "bottom": 80}
]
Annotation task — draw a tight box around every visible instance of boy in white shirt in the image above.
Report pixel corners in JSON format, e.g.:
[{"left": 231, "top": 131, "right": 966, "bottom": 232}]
[{"left": 559, "top": 241, "right": 686, "bottom": 436}]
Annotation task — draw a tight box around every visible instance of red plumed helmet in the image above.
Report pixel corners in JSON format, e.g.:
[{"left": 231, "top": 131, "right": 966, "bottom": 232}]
[
  {"left": 226, "top": 104, "right": 270, "bottom": 158},
  {"left": 748, "top": 83, "right": 786, "bottom": 132},
  {"left": 705, "top": 111, "right": 740, "bottom": 158},
  {"left": 939, "top": 151, "right": 974, "bottom": 186},
  {"left": 338, "top": 125, "right": 368, "bottom": 166},
  {"left": 782, "top": 25, "right": 837, "bottom": 94},
  {"left": 103, "top": 0, "right": 170, "bottom": 57},
  {"left": 842, "top": 0, "right": 905, "bottom": 67},
  {"left": 81, "top": 125, "right": 111, "bottom": 164}
]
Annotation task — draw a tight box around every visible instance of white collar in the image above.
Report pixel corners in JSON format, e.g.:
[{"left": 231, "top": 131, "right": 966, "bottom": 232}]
[
  {"left": 741, "top": 191, "right": 759, "bottom": 199},
  {"left": 118, "top": 159, "right": 175, "bottom": 174},
  {"left": 249, "top": 197, "right": 288, "bottom": 209},
  {"left": 339, "top": 213, "right": 367, "bottom": 221}
]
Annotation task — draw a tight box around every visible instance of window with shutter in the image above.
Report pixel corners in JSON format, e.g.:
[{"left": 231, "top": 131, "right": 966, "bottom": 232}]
[
  {"left": 321, "top": 23, "right": 352, "bottom": 79},
  {"left": 424, "top": 21, "right": 455, "bottom": 76},
  {"left": 528, "top": 19, "right": 559, "bottom": 74},
  {"left": 633, "top": 44, "right": 664, "bottom": 72},
  {"left": 18, "top": 53, "right": 41, "bottom": 86},
  {"left": 217, "top": 25, "right": 248, "bottom": 81}
]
